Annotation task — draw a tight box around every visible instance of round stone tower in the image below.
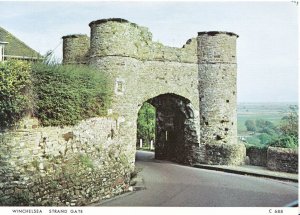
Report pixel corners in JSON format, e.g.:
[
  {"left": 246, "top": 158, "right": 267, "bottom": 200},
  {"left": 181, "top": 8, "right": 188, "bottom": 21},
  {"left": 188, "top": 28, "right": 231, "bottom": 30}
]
[
  {"left": 87, "top": 18, "right": 151, "bottom": 171},
  {"left": 62, "top": 34, "right": 90, "bottom": 64},
  {"left": 88, "top": 18, "right": 151, "bottom": 60},
  {"left": 197, "top": 31, "right": 245, "bottom": 165}
]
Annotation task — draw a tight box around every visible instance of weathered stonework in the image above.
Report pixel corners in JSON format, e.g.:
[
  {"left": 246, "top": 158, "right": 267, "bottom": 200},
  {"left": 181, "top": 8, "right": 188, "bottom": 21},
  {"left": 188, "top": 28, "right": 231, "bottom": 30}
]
[
  {"left": 267, "top": 147, "right": 298, "bottom": 173},
  {"left": 246, "top": 147, "right": 268, "bottom": 167},
  {"left": 198, "top": 32, "right": 238, "bottom": 146},
  {"left": 0, "top": 117, "right": 132, "bottom": 206},
  {"left": 245, "top": 146, "right": 298, "bottom": 174},
  {"left": 62, "top": 34, "right": 90, "bottom": 64},
  {"left": 62, "top": 18, "right": 245, "bottom": 166},
  {"left": 205, "top": 143, "right": 246, "bottom": 165}
]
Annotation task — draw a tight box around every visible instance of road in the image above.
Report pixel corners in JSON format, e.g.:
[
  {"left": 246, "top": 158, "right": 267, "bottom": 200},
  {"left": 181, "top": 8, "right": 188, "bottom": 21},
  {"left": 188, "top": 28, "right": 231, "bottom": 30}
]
[{"left": 99, "top": 150, "right": 298, "bottom": 207}]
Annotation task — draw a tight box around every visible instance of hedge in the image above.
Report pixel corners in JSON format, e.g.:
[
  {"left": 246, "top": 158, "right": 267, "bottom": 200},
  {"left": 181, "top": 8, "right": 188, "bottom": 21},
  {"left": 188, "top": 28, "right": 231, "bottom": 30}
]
[
  {"left": 0, "top": 60, "right": 112, "bottom": 129},
  {"left": 0, "top": 60, "right": 32, "bottom": 129},
  {"left": 31, "top": 63, "right": 112, "bottom": 126}
]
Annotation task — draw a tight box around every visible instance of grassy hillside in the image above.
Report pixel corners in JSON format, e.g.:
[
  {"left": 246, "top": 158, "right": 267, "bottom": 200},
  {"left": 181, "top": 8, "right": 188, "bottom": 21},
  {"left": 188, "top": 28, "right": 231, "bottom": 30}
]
[{"left": 0, "top": 26, "right": 41, "bottom": 58}]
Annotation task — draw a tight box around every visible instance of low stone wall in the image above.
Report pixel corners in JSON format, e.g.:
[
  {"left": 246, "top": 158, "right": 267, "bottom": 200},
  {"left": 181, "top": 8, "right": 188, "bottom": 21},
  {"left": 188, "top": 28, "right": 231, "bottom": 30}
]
[
  {"left": 267, "top": 147, "right": 298, "bottom": 173},
  {"left": 0, "top": 117, "right": 133, "bottom": 206},
  {"left": 246, "top": 147, "right": 267, "bottom": 167},
  {"left": 205, "top": 143, "right": 246, "bottom": 165}
]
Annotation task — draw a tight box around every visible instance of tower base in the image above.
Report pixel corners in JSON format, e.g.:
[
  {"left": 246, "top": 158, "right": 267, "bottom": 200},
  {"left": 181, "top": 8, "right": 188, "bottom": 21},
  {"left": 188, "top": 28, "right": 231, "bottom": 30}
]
[{"left": 204, "top": 143, "right": 246, "bottom": 165}]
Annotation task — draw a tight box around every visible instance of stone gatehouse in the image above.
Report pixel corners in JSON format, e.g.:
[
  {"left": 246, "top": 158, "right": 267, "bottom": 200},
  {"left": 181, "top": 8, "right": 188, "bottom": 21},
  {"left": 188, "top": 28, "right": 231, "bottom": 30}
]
[
  {"left": 0, "top": 18, "right": 246, "bottom": 206},
  {"left": 62, "top": 18, "right": 245, "bottom": 166}
]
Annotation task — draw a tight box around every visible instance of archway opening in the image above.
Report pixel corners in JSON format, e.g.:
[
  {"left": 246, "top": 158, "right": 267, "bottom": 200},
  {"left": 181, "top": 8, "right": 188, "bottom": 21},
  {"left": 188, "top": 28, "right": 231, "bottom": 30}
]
[
  {"left": 136, "top": 93, "right": 199, "bottom": 165},
  {"left": 136, "top": 102, "right": 156, "bottom": 151}
]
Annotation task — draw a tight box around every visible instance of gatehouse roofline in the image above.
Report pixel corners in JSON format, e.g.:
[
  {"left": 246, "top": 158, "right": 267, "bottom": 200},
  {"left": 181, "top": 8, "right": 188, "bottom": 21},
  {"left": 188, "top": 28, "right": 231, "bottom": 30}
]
[
  {"left": 62, "top": 34, "right": 88, "bottom": 39},
  {"left": 198, "top": 31, "right": 239, "bottom": 38},
  {"left": 89, "top": 18, "right": 139, "bottom": 28}
]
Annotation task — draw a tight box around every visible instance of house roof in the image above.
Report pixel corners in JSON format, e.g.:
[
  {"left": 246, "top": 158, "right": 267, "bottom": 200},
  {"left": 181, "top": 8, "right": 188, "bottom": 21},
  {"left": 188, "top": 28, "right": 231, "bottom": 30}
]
[{"left": 0, "top": 26, "right": 41, "bottom": 58}]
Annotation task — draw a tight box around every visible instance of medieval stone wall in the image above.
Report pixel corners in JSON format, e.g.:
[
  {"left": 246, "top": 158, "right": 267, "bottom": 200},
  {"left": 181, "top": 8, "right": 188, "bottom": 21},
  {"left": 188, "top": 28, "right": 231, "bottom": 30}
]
[
  {"left": 245, "top": 146, "right": 298, "bottom": 173},
  {"left": 0, "top": 117, "right": 133, "bottom": 206},
  {"left": 267, "top": 147, "right": 298, "bottom": 173},
  {"left": 246, "top": 147, "right": 268, "bottom": 166}
]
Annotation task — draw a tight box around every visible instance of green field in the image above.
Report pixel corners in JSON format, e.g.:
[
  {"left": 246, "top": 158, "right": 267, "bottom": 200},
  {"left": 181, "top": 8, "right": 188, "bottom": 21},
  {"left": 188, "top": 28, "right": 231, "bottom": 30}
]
[{"left": 237, "top": 102, "right": 297, "bottom": 135}]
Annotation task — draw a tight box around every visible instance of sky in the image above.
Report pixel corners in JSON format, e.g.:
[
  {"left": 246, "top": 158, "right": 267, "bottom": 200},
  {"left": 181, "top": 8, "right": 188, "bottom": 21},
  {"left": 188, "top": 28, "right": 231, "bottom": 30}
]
[{"left": 0, "top": 1, "right": 298, "bottom": 103}]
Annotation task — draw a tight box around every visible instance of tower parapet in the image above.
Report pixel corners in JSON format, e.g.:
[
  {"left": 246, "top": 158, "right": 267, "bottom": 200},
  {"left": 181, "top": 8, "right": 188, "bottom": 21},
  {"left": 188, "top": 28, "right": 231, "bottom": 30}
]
[
  {"left": 89, "top": 18, "right": 152, "bottom": 59},
  {"left": 62, "top": 34, "right": 90, "bottom": 64},
  {"left": 198, "top": 31, "right": 238, "bottom": 63}
]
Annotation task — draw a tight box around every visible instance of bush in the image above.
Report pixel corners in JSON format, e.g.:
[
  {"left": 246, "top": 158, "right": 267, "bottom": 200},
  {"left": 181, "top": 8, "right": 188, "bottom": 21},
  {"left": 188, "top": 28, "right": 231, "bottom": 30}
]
[
  {"left": 0, "top": 61, "right": 32, "bottom": 129},
  {"left": 257, "top": 133, "right": 277, "bottom": 145},
  {"left": 245, "top": 120, "right": 256, "bottom": 132},
  {"left": 244, "top": 142, "right": 268, "bottom": 151},
  {"left": 31, "top": 63, "right": 112, "bottom": 126},
  {"left": 280, "top": 105, "right": 298, "bottom": 144},
  {"left": 268, "top": 135, "right": 298, "bottom": 149}
]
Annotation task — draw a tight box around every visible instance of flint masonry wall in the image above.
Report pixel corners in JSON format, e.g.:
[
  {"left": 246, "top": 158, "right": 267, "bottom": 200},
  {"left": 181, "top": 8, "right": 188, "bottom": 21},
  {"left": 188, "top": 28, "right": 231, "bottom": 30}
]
[{"left": 0, "top": 117, "right": 132, "bottom": 206}]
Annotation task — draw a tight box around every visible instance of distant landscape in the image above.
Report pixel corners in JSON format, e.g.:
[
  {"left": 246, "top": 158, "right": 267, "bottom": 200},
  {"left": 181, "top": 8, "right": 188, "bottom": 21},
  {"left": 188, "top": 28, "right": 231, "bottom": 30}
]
[
  {"left": 237, "top": 102, "right": 297, "bottom": 134},
  {"left": 237, "top": 102, "right": 298, "bottom": 148}
]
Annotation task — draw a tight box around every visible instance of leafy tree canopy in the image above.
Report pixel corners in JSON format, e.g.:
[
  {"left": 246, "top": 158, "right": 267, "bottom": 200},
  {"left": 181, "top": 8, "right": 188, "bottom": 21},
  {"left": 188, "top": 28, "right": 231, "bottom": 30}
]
[{"left": 137, "top": 102, "right": 156, "bottom": 146}]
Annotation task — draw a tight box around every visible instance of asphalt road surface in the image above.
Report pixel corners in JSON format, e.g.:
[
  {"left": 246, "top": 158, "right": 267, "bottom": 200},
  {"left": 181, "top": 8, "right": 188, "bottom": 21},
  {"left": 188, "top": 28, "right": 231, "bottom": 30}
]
[{"left": 99, "top": 150, "right": 298, "bottom": 207}]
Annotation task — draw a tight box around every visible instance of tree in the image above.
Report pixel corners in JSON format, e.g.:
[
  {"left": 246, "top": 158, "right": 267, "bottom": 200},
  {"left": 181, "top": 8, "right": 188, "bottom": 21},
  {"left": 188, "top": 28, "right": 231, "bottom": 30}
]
[
  {"left": 268, "top": 135, "right": 297, "bottom": 148},
  {"left": 268, "top": 105, "right": 298, "bottom": 148},
  {"left": 245, "top": 120, "right": 256, "bottom": 132},
  {"left": 280, "top": 105, "right": 298, "bottom": 138},
  {"left": 258, "top": 133, "right": 274, "bottom": 145},
  {"left": 137, "top": 102, "right": 156, "bottom": 146},
  {"left": 255, "top": 119, "right": 277, "bottom": 135}
]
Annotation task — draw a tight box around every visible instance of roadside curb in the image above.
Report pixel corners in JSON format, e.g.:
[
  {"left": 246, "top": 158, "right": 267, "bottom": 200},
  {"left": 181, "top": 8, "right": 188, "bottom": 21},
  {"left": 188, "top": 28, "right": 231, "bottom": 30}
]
[
  {"left": 91, "top": 190, "right": 135, "bottom": 206},
  {"left": 193, "top": 164, "right": 298, "bottom": 183}
]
